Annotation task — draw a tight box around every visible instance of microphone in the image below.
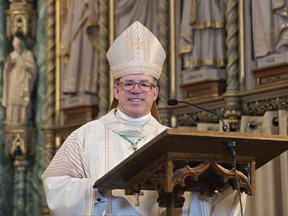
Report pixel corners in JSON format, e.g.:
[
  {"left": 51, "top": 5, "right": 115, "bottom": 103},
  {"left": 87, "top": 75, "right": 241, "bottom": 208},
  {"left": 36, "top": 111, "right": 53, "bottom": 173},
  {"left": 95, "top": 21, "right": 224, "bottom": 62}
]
[{"left": 167, "top": 99, "right": 229, "bottom": 132}]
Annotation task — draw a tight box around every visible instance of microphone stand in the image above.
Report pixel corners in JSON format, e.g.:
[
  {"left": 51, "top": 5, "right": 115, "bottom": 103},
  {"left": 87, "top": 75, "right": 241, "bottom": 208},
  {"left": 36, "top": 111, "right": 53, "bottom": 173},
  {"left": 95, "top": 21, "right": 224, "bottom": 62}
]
[
  {"left": 223, "top": 139, "right": 244, "bottom": 216},
  {"left": 167, "top": 99, "right": 244, "bottom": 216}
]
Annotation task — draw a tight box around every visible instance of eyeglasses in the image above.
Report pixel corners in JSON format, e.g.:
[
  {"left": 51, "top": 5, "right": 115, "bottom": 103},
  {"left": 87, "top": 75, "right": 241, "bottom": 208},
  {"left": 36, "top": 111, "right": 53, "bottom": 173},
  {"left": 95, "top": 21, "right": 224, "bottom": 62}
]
[{"left": 118, "top": 81, "right": 156, "bottom": 92}]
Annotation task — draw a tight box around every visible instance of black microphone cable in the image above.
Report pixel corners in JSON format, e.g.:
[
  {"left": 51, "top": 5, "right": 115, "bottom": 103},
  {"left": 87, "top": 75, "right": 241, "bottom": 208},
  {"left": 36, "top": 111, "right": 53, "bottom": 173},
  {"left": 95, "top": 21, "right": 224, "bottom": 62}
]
[
  {"left": 167, "top": 99, "right": 229, "bottom": 132},
  {"left": 223, "top": 140, "right": 244, "bottom": 216}
]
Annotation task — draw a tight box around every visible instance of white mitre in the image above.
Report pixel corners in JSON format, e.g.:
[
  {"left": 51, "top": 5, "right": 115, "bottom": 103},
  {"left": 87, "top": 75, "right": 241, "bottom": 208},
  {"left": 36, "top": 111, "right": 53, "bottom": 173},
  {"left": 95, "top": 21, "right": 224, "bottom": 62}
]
[
  {"left": 106, "top": 21, "right": 166, "bottom": 121},
  {"left": 107, "top": 21, "right": 166, "bottom": 80}
]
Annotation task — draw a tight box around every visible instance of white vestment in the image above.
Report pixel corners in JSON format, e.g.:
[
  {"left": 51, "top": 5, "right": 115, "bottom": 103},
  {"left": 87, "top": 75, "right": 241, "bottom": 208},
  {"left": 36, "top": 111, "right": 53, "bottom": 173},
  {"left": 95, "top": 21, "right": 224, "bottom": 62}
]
[{"left": 42, "top": 109, "right": 244, "bottom": 215}]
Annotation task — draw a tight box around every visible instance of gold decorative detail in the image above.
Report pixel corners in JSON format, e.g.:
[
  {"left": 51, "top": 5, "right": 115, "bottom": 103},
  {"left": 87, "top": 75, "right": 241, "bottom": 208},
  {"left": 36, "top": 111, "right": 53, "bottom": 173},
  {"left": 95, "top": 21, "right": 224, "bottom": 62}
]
[
  {"left": 134, "top": 191, "right": 144, "bottom": 206},
  {"left": 131, "top": 37, "right": 145, "bottom": 49},
  {"left": 11, "top": 134, "right": 26, "bottom": 155},
  {"left": 4, "top": 128, "right": 35, "bottom": 158},
  {"left": 246, "top": 96, "right": 288, "bottom": 115},
  {"left": 6, "top": 0, "right": 36, "bottom": 38}
]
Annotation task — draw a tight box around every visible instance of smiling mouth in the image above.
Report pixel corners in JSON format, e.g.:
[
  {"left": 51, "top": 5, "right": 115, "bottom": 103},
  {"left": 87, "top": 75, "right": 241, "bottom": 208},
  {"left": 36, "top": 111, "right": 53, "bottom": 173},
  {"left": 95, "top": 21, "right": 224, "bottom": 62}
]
[{"left": 129, "top": 98, "right": 144, "bottom": 102}]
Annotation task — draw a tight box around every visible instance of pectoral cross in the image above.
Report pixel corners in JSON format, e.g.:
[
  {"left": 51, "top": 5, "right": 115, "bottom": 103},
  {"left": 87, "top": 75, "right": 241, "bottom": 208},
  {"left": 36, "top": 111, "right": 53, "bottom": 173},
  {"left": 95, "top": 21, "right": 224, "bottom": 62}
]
[{"left": 134, "top": 191, "right": 144, "bottom": 206}]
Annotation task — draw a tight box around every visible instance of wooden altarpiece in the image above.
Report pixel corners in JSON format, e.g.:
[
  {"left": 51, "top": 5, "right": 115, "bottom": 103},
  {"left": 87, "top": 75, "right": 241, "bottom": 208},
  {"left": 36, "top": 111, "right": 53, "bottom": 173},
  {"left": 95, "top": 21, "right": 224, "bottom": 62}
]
[{"left": 94, "top": 129, "right": 288, "bottom": 215}]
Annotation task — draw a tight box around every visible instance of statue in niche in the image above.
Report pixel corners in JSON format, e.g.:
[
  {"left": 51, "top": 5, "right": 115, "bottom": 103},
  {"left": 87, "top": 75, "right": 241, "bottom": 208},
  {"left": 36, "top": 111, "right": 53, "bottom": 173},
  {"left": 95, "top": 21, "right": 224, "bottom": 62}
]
[
  {"left": 179, "top": 0, "right": 227, "bottom": 84},
  {"left": 252, "top": 0, "right": 288, "bottom": 67},
  {"left": 60, "top": 0, "right": 99, "bottom": 106},
  {"left": 114, "top": 0, "right": 157, "bottom": 37},
  {"left": 2, "top": 35, "right": 37, "bottom": 126}
]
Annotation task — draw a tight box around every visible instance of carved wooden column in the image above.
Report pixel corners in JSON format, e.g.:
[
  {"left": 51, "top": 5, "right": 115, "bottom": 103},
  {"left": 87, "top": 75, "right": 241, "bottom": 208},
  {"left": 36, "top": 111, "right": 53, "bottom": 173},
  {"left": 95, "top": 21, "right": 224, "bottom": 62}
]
[
  {"left": 223, "top": 0, "right": 242, "bottom": 130},
  {"left": 157, "top": 0, "right": 170, "bottom": 126},
  {"left": 97, "top": 0, "right": 109, "bottom": 117},
  {"left": 42, "top": 0, "right": 56, "bottom": 214}
]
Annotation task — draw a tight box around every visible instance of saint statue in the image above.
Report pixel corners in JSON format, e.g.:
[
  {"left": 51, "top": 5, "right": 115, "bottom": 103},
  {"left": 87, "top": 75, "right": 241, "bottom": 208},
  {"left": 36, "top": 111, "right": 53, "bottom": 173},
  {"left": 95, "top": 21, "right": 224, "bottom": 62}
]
[
  {"left": 179, "top": 0, "right": 227, "bottom": 69},
  {"left": 2, "top": 36, "right": 37, "bottom": 126},
  {"left": 61, "top": 0, "right": 98, "bottom": 97},
  {"left": 252, "top": 0, "right": 288, "bottom": 59},
  {"left": 114, "top": 0, "right": 157, "bottom": 37},
  {"left": 178, "top": 0, "right": 227, "bottom": 85}
]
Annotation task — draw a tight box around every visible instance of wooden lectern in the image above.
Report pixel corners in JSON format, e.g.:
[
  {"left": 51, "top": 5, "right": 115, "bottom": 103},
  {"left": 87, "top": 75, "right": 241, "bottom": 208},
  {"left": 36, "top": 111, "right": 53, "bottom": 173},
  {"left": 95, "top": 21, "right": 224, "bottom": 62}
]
[{"left": 93, "top": 129, "right": 288, "bottom": 215}]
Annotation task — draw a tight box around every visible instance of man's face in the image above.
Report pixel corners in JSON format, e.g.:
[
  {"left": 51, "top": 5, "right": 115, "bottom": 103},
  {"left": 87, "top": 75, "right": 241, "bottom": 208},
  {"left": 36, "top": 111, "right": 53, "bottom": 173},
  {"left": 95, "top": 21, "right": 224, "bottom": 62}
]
[{"left": 114, "top": 74, "right": 159, "bottom": 118}]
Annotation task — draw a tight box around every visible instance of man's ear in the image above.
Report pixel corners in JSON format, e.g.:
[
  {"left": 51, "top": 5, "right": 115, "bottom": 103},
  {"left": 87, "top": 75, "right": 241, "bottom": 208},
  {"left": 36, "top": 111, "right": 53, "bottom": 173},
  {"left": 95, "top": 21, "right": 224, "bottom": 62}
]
[
  {"left": 113, "top": 84, "right": 120, "bottom": 100},
  {"left": 153, "top": 87, "right": 159, "bottom": 101}
]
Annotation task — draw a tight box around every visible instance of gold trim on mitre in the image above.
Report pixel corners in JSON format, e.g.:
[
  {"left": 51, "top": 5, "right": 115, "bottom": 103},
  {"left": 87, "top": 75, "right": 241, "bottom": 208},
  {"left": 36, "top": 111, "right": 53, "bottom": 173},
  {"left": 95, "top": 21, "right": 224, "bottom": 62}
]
[{"left": 107, "top": 21, "right": 166, "bottom": 80}]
